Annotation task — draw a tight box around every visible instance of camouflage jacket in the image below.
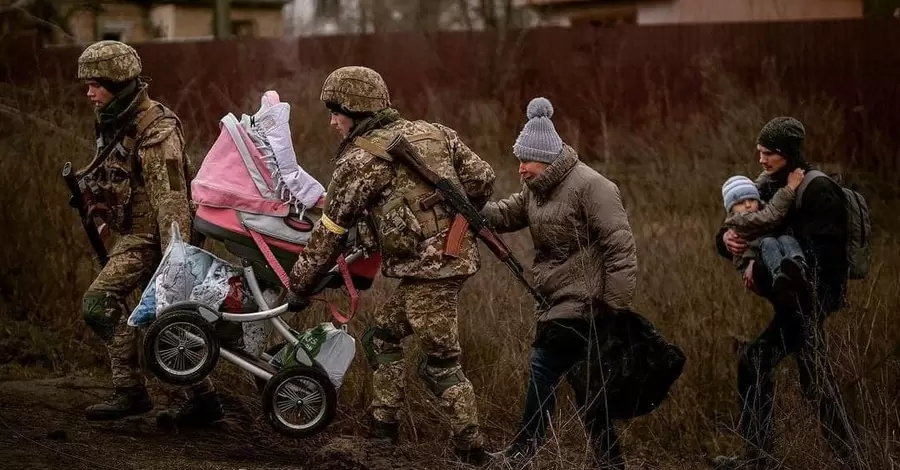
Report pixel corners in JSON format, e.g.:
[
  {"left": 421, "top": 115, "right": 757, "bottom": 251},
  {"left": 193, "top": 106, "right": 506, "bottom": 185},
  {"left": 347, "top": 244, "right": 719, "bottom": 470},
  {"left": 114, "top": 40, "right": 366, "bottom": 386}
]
[
  {"left": 77, "top": 86, "right": 192, "bottom": 257},
  {"left": 289, "top": 118, "right": 495, "bottom": 295}
]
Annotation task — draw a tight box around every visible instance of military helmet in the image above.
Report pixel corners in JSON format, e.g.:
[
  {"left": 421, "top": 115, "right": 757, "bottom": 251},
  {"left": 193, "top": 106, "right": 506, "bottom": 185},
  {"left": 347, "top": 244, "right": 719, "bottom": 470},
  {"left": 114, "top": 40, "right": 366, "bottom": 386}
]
[
  {"left": 77, "top": 40, "right": 142, "bottom": 83},
  {"left": 320, "top": 66, "right": 390, "bottom": 114}
]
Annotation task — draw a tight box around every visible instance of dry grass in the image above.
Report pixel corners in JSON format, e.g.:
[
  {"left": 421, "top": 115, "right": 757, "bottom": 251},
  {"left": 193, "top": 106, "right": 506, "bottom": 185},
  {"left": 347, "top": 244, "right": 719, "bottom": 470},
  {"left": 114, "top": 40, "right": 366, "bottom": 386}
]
[{"left": 1, "top": 59, "right": 898, "bottom": 470}]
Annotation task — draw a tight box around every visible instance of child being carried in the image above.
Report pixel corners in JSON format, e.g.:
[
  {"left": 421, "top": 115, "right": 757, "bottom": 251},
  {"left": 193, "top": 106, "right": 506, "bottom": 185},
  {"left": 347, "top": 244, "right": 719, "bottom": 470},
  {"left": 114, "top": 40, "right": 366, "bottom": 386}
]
[{"left": 721, "top": 168, "right": 808, "bottom": 293}]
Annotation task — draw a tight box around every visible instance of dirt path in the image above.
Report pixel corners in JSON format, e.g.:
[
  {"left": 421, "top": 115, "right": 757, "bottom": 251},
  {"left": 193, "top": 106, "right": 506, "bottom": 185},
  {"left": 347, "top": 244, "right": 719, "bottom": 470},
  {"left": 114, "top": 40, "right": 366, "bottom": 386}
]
[{"left": 0, "top": 375, "right": 438, "bottom": 470}]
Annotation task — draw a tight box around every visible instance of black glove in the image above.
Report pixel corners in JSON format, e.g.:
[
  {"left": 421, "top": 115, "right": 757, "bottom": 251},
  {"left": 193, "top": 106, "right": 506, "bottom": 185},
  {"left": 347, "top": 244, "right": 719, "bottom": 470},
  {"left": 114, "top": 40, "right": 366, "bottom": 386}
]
[{"left": 286, "top": 291, "right": 310, "bottom": 311}]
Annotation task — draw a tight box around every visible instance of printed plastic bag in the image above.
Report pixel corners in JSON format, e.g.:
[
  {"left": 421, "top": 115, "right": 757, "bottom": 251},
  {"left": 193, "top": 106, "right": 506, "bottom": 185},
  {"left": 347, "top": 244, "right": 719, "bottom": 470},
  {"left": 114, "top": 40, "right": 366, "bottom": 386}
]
[
  {"left": 292, "top": 322, "right": 356, "bottom": 389},
  {"left": 128, "top": 222, "right": 243, "bottom": 327},
  {"left": 241, "top": 288, "right": 282, "bottom": 358}
]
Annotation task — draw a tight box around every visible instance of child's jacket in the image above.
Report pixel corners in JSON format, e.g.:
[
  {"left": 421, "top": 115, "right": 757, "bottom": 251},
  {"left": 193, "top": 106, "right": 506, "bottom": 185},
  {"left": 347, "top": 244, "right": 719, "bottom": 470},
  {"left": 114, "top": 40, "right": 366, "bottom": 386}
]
[{"left": 723, "top": 185, "right": 796, "bottom": 270}]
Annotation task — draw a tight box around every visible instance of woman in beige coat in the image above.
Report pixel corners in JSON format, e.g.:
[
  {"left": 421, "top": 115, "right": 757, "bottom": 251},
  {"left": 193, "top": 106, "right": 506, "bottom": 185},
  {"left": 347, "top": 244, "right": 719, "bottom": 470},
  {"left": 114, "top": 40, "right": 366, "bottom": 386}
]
[{"left": 482, "top": 97, "right": 637, "bottom": 469}]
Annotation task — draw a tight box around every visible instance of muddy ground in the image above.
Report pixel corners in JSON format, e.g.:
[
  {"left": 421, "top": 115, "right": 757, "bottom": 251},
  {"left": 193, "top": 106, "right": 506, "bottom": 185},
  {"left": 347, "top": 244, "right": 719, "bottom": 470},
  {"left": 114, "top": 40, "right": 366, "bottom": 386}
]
[
  {"left": 1, "top": 372, "right": 709, "bottom": 470},
  {"left": 0, "top": 374, "right": 462, "bottom": 470}
]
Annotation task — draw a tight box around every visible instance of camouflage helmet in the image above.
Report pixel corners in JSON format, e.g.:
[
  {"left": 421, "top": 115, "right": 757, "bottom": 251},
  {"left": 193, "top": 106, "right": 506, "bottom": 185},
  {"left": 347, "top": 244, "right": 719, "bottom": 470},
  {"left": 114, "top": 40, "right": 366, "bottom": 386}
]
[
  {"left": 77, "top": 40, "right": 142, "bottom": 83},
  {"left": 320, "top": 66, "right": 390, "bottom": 114}
]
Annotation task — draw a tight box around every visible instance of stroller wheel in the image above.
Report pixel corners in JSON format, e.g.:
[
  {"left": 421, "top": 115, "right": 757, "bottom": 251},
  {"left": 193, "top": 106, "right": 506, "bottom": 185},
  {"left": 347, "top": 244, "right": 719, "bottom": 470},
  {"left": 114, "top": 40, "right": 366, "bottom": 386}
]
[
  {"left": 261, "top": 365, "right": 336, "bottom": 438},
  {"left": 143, "top": 309, "right": 220, "bottom": 386}
]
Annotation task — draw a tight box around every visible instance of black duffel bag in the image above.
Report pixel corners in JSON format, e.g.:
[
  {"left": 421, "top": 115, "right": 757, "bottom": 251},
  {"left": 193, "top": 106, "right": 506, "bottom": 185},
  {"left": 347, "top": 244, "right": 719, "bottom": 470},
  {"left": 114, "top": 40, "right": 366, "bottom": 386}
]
[{"left": 570, "top": 309, "right": 686, "bottom": 420}]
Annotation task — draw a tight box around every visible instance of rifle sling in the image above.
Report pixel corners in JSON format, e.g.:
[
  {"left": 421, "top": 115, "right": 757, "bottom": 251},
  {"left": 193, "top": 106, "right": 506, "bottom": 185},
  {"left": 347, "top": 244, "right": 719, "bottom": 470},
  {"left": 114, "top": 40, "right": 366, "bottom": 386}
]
[
  {"left": 419, "top": 192, "right": 444, "bottom": 210},
  {"left": 353, "top": 136, "right": 393, "bottom": 161}
]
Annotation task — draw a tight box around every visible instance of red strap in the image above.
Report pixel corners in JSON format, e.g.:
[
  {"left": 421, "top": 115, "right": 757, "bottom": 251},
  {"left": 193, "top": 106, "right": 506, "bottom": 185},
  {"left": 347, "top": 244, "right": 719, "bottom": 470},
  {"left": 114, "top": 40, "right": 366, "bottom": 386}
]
[
  {"left": 248, "top": 229, "right": 290, "bottom": 288},
  {"left": 328, "top": 255, "right": 359, "bottom": 324},
  {"left": 247, "top": 228, "right": 358, "bottom": 325}
]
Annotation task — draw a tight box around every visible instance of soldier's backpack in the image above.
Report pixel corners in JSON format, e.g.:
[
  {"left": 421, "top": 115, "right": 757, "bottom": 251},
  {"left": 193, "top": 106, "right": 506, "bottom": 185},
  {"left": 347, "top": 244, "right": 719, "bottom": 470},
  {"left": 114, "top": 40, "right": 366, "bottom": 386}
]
[{"left": 795, "top": 170, "right": 871, "bottom": 279}]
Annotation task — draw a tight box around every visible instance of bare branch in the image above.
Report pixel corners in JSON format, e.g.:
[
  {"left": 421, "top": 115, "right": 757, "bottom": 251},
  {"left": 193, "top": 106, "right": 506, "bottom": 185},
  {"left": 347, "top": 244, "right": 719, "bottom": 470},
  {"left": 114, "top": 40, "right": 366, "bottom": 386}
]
[
  {"left": 0, "top": 0, "right": 35, "bottom": 15},
  {"left": 1, "top": 0, "right": 76, "bottom": 41},
  {"left": 0, "top": 102, "right": 93, "bottom": 148},
  {"left": 455, "top": 0, "right": 473, "bottom": 30}
]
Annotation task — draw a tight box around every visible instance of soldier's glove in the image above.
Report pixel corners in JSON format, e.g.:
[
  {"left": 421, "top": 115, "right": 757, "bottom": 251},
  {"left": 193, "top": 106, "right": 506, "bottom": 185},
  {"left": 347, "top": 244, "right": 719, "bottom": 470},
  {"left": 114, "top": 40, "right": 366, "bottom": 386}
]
[{"left": 286, "top": 291, "right": 310, "bottom": 311}]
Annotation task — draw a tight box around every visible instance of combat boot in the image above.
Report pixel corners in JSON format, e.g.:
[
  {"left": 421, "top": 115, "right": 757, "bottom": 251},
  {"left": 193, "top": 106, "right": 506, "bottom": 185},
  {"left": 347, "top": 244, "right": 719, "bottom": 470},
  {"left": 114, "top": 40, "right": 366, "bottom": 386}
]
[
  {"left": 156, "top": 391, "right": 224, "bottom": 428},
  {"left": 368, "top": 418, "right": 400, "bottom": 445},
  {"left": 85, "top": 386, "right": 153, "bottom": 421}
]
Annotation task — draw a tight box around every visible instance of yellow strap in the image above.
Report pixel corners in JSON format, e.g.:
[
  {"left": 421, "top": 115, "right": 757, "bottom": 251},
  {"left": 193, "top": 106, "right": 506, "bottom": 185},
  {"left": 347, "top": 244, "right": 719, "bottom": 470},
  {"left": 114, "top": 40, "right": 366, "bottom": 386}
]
[
  {"left": 320, "top": 213, "right": 347, "bottom": 235},
  {"left": 353, "top": 136, "right": 393, "bottom": 161}
]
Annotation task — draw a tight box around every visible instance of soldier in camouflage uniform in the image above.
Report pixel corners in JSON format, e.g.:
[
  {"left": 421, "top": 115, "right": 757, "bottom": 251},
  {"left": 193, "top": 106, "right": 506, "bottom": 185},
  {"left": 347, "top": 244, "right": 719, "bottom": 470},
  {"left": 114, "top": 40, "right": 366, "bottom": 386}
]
[
  {"left": 75, "top": 41, "right": 224, "bottom": 425},
  {"left": 288, "top": 66, "right": 496, "bottom": 465}
]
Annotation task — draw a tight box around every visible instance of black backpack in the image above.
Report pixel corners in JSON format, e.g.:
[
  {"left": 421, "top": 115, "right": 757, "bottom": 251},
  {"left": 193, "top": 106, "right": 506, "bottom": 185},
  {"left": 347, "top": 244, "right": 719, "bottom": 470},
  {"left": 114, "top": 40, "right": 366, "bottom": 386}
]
[{"left": 569, "top": 310, "right": 686, "bottom": 420}]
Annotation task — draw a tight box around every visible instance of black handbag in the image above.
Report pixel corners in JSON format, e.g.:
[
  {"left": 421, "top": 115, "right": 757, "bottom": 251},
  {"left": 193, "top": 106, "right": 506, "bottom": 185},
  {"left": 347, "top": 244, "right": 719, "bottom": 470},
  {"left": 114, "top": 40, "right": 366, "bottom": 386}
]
[{"left": 570, "top": 309, "right": 686, "bottom": 420}]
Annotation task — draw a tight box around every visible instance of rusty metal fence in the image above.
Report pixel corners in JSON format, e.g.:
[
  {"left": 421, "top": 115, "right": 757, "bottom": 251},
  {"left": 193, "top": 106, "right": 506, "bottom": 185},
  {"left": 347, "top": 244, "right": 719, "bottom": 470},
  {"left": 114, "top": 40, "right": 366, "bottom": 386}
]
[{"left": 3, "top": 19, "right": 898, "bottom": 170}]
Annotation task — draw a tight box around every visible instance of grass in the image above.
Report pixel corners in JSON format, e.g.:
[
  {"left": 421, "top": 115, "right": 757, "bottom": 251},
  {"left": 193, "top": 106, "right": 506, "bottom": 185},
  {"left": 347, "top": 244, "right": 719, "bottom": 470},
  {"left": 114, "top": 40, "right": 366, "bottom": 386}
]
[{"left": 1, "top": 57, "right": 898, "bottom": 469}]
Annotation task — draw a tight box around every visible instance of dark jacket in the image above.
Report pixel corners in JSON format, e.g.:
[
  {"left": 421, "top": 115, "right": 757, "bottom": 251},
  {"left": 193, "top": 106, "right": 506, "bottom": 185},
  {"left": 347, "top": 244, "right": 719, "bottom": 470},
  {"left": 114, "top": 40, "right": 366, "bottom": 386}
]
[{"left": 716, "top": 168, "right": 848, "bottom": 314}]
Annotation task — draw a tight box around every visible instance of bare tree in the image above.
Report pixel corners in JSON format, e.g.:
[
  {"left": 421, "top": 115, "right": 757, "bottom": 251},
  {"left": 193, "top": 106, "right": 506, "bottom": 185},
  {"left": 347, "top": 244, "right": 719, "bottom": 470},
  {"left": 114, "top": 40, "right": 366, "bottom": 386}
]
[{"left": 0, "top": 0, "right": 100, "bottom": 44}]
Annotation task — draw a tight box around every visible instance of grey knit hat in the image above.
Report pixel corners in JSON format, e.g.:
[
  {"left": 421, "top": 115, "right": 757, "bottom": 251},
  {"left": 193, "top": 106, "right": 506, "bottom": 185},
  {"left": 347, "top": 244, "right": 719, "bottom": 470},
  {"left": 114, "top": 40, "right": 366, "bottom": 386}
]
[
  {"left": 513, "top": 97, "right": 563, "bottom": 163},
  {"left": 757, "top": 116, "right": 805, "bottom": 163},
  {"left": 722, "top": 175, "right": 761, "bottom": 211}
]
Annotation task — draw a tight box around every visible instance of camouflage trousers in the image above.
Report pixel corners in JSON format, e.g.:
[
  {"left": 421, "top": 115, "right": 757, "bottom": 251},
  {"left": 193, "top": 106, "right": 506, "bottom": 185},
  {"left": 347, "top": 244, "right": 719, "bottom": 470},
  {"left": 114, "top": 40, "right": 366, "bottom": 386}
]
[
  {"left": 366, "top": 276, "right": 483, "bottom": 450},
  {"left": 82, "top": 247, "right": 214, "bottom": 395}
]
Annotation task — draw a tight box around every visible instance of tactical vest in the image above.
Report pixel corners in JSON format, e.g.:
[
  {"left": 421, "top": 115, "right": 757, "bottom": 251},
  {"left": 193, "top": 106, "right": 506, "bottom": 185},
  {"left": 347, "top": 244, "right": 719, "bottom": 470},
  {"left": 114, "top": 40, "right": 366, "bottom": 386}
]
[
  {"left": 353, "top": 122, "right": 466, "bottom": 260},
  {"left": 78, "top": 100, "right": 178, "bottom": 236}
]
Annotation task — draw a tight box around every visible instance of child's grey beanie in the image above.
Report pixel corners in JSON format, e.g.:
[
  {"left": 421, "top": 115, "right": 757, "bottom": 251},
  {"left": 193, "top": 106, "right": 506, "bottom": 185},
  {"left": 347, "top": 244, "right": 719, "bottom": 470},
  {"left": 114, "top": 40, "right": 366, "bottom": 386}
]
[{"left": 722, "top": 175, "right": 762, "bottom": 211}]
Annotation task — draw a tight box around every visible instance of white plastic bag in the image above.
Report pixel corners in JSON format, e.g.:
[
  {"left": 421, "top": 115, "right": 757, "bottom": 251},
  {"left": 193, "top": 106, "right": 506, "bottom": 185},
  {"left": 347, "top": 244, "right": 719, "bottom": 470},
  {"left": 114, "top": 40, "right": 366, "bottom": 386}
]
[
  {"left": 128, "top": 222, "right": 243, "bottom": 327},
  {"left": 241, "top": 288, "right": 282, "bottom": 358},
  {"left": 294, "top": 322, "right": 357, "bottom": 389}
]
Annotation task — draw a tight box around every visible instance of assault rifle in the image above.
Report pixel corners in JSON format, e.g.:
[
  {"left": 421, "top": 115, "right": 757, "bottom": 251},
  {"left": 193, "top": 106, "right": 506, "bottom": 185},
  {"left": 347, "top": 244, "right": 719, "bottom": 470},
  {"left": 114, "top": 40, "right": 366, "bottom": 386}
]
[
  {"left": 384, "top": 134, "right": 549, "bottom": 310},
  {"left": 62, "top": 162, "right": 109, "bottom": 267}
]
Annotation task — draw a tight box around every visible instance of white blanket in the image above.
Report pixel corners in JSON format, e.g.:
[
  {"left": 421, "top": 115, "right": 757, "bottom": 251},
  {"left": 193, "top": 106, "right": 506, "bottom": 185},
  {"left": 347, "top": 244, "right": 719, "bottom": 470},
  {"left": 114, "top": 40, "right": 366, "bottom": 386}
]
[{"left": 242, "top": 91, "right": 325, "bottom": 213}]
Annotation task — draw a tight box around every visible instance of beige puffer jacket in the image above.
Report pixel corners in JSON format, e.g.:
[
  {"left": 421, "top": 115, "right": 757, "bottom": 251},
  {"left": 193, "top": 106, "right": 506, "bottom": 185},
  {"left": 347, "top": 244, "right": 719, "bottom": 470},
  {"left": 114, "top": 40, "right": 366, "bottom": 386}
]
[{"left": 481, "top": 146, "right": 638, "bottom": 322}]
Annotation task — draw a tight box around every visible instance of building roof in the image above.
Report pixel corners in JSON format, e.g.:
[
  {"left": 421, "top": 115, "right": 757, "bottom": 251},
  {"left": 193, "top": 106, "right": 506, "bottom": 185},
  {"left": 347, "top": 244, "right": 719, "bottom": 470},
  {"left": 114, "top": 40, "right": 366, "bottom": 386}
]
[
  {"left": 129, "top": 0, "right": 289, "bottom": 8},
  {"left": 514, "top": 0, "right": 633, "bottom": 6}
]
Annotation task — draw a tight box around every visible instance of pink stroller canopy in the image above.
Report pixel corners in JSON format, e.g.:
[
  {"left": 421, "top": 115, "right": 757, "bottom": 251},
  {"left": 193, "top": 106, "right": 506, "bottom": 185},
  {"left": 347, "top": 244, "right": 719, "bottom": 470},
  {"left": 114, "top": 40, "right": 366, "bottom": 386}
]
[{"left": 191, "top": 112, "right": 290, "bottom": 217}]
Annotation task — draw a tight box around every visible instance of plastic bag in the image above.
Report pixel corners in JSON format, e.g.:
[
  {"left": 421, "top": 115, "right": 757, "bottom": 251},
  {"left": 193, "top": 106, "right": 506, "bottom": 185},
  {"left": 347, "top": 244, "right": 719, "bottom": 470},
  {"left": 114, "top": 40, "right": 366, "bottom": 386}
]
[
  {"left": 128, "top": 222, "right": 243, "bottom": 327},
  {"left": 241, "top": 288, "right": 282, "bottom": 358},
  {"left": 277, "top": 322, "right": 356, "bottom": 389}
]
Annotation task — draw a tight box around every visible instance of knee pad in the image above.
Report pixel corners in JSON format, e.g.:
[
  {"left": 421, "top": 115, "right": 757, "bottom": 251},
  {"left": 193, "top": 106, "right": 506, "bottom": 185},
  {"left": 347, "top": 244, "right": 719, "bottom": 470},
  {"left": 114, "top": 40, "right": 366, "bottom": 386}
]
[
  {"left": 418, "top": 355, "right": 466, "bottom": 397},
  {"left": 82, "top": 292, "right": 118, "bottom": 342},
  {"left": 362, "top": 326, "right": 403, "bottom": 370}
]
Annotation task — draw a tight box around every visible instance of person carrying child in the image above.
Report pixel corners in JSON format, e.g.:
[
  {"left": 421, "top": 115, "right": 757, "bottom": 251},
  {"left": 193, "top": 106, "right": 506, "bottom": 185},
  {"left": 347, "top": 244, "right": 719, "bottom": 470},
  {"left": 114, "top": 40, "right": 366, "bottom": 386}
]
[
  {"left": 713, "top": 116, "right": 861, "bottom": 469},
  {"left": 720, "top": 167, "right": 808, "bottom": 302}
]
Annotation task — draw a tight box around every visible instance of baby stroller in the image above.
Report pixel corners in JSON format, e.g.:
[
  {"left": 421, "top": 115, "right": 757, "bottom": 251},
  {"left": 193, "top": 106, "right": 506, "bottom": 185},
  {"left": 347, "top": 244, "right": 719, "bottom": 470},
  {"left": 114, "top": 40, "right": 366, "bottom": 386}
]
[{"left": 132, "top": 91, "right": 381, "bottom": 438}]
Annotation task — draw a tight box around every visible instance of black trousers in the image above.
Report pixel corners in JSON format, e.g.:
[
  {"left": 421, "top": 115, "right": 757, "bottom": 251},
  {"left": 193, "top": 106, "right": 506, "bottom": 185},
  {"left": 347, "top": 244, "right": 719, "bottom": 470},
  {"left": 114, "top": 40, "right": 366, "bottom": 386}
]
[
  {"left": 737, "top": 264, "right": 859, "bottom": 462},
  {"left": 520, "top": 317, "right": 625, "bottom": 469}
]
